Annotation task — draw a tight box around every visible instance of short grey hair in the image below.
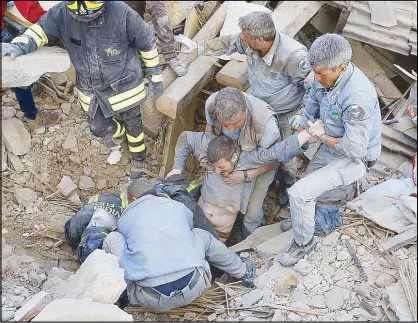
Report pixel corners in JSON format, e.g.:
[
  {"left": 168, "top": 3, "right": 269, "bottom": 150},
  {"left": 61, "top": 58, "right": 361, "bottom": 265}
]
[
  {"left": 238, "top": 11, "right": 276, "bottom": 41},
  {"left": 308, "top": 34, "right": 352, "bottom": 70},
  {"left": 214, "top": 87, "right": 247, "bottom": 121},
  {"left": 207, "top": 136, "right": 236, "bottom": 164}
]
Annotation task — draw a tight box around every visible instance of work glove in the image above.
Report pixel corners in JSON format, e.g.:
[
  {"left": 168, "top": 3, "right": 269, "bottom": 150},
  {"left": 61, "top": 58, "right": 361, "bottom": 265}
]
[
  {"left": 2, "top": 42, "right": 25, "bottom": 60},
  {"left": 148, "top": 80, "right": 163, "bottom": 99},
  {"left": 289, "top": 114, "right": 302, "bottom": 130},
  {"left": 306, "top": 119, "right": 325, "bottom": 137},
  {"left": 174, "top": 34, "right": 198, "bottom": 54},
  {"left": 240, "top": 257, "right": 256, "bottom": 288}
]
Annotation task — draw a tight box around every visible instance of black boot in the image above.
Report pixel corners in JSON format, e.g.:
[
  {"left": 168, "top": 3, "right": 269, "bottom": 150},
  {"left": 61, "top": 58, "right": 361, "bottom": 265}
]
[{"left": 276, "top": 181, "right": 290, "bottom": 207}]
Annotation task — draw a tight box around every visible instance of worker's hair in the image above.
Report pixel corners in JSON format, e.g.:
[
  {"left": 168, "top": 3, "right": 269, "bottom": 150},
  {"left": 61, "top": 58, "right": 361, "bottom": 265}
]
[
  {"left": 308, "top": 33, "right": 352, "bottom": 70},
  {"left": 214, "top": 87, "right": 247, "bottom": 121},
  {"left": 238, "top": 11, "right": 276, "bottom": 41},
  {"left": 207, "top": 136, "right": 237, "bottom": 164}
]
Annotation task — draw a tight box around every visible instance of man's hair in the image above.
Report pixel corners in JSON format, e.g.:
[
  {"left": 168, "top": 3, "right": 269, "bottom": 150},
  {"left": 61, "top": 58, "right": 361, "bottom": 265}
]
[
  {"left": 207, "top": 135, "right": 237, "bottom": 164},
  {"left": 308, "top": 34, "right": 352, "bottom": 70},
  {"left": 238, "top": 11, "right": 276, "bottom": 41},
  {"left": 214, "top": 87, "right": 247, "bottom": 121}
]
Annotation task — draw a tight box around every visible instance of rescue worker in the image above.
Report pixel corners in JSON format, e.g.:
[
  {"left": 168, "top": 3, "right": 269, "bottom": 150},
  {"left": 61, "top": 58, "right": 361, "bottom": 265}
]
[
  {"left": 123, "top": 1, "right": 188, "bottom": 77},
  {"left": 1, "top": 0, "right": 61, "bottom": 129},
  {"left": 175, "top": 11, "right": 313, "bottom": 206},
  {"left": 2, "top": 1, "right": 163, "bottom": 175},
  {"left": 102, "top": 193, "right": 256, "bottom": 311},
  {"left": 203, "top": 87, "right": 280, "bottom": 238},
  {"left": 167, "top": 122, "right": 323, "bottom": 242},
  {"left": 277, "top": 34, "right": 382, "bottom": 266}
]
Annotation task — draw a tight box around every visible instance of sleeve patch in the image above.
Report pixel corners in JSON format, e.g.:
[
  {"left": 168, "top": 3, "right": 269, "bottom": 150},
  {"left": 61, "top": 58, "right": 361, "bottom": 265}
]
[
  {"left": 348, "top": 105, "right": 365, "bottom": 121},
  {"left": 298, "top": 60, "right": 308, "bottom": 72}
]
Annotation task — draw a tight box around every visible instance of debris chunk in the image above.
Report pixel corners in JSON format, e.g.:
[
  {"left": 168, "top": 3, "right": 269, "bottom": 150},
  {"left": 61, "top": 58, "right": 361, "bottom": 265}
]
[
  {"left": 15, "top": 188, "right": 38, "bottom": 205},
  {"left": 57, "top": 176, "right": 77, "bottom": 197},
  {"left": 14, "top": 291, "right": 52, "bottom": 321},
  {"left": 78, "top": 175, "right": 95, "bottom": 190},
  {"left": 2, "top": 118, "right": 31, "bottom": 155}
]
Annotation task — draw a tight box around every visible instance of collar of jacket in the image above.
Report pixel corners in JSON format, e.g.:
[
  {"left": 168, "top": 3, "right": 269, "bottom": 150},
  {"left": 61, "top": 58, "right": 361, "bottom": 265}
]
[
  {"left": 86, "top": 7, "right": 106, "bottom": 27},
  {"left": 246, "top": 30, "right": 280, "bottom": 66}
]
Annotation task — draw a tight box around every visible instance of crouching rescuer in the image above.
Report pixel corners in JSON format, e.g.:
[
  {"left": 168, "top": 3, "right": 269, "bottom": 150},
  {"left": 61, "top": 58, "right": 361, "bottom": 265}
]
[{"left": 2, "top": 1, "right": 163, "bottom": 176}]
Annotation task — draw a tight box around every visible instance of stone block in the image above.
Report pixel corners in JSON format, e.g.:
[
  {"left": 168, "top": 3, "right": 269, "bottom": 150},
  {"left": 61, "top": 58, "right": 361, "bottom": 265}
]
[
  {"left": 2, "top": 47, "right": 71, "bottom": 88},
  {"left": 2, "top": 118, "right": 31, "bottom": 155},
  {"left": 57, "top": 176, "right": 77, "bottom": 197},
  {"left": 241, "top": 288, "right": 263, "bottom": 308},
  {"left": 256, "top": 230, "right": 293, "bottom": 263},
  {"left": 7, "top": 152, "right": 25, "bottom": 173},
  {"left": 15, "top": 188, "right": 38, "bottom": 205},
  {"left": 78, "top": 176, "right": 95, "bottom": 190},
  {"left": 32, "top": 299, "right": 133, "bottom": 321},
  {"left": 14, "top": 291, "right": 52, "bottom": 321},
  {"left": 54, "top": 249, "right": 126, "bottom": 304}
]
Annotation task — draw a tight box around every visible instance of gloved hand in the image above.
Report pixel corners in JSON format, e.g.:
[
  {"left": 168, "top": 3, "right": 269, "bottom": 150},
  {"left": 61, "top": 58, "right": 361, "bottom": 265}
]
[
  {"left": 148, "top": 81, "right": 163, "bottom": 99},
  {"left": 174, "top": 34, "right": 197, "bottom": 54},
  {"left": 2, "top": 43, "right": 25, "bottom": 60},
  {"left": 307, "top": 119, "right": 325, "bottom": 137},
  {"left": 289, "top": 114, "right": 302, "bottom": 130},
  {"left": 240, "top": 257, "right": 256, "bottom": 288},
  {"left": 166, "top": 168, "right": 182, "bottom": 178}
]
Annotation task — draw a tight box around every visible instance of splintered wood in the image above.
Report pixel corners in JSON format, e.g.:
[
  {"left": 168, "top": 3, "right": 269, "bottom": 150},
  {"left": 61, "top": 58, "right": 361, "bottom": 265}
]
[{"left": 397, "top": 256, "right": 417, "bottom": 321}]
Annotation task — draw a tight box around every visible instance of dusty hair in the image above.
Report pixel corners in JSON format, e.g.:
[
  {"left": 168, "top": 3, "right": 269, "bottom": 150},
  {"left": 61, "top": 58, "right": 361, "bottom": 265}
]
[
  {"left": 213, "top": 87, "right": 247, "bottom": 121},
  {"left": 238, "top": 11, "right": 276, "bottom": 41},
  {"left": 207, "top": 135, "right": 236, "bottom": 164}
]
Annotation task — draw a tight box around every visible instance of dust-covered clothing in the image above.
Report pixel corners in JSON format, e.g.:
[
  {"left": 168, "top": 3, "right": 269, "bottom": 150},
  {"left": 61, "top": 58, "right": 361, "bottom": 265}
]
[{"left": 290, "top": 62, "right": 382, "bottom": 246}]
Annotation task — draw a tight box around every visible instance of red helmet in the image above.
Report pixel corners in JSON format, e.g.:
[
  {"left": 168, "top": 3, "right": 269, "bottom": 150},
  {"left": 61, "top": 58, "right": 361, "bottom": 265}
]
[{"left": 66, "top": 1, "right": 105, "bottom": 21}]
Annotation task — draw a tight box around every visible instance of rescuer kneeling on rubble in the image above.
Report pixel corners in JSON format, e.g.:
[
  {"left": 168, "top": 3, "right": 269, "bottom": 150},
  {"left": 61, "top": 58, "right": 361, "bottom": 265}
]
[
  {"left": 2, "top": 1, "right": 163, "bottom": 177},
  {"left": 277, "top": 34, "right": 382, "bottom": 266},
  {"left": 102, "top": 189, "right": 256, "bottom": 312}
]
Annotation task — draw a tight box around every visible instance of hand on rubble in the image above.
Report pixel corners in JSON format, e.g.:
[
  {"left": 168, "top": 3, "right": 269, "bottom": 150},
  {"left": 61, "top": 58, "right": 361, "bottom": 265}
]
[
  {"left": 166, "top": 169, "right": 182, "bottom": 178},
  {"left": 174, "top": 34, "right": 197, "bottom": 54},
  {"left": 224, "top": 171, "right": 244, "bottom": 185},
  {"left": 2, "top": 43, "right": 25, "bottom": 60},
  {"left": 148, "top": 80, "right": 163, "bottom": 99},
  {"left": 306, "top": 119, "right": 325, "bottom": 137}
]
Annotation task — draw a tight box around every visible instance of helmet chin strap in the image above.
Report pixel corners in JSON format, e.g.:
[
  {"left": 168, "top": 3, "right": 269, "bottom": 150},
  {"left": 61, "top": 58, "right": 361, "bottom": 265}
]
[{"left": 68, "top": 6, "right": 104, "bottom": 22}]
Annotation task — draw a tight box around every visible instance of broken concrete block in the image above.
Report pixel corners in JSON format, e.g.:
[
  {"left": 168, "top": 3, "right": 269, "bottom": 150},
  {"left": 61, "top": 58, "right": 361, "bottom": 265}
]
[
  {"left": 2, "top": 106, "right": 16, "bottom": 120},
  {"left": 68, "top": 193, "right": 83, "bottom": 205},
  {"left": 324, "top": 287, "right": 345, "bottom": 311},
  {"left": 2, "top": 47, "right": 71, "bottom": 88},
  {"left": 376, "top": 272, "right": 397, "bottom": 287},
  {"left": 57, "top": 176, "right": 77, "bottom": 197},
  {"left": 7, "top": 152, "right": 25, "bottom": 173},
  {"left": 15, "top": 188, "right": 38, "bottom": 205},
  {"left": 32, "top": 299, "right": 133, "bottom": 321},
  {"left": 78, "top": 175, "right": 95, "bottom": 190},
  {"left": 14, "top": 291, "right": 52, "bottom": 321},
  {"left": 255, "top": 230, "right": 293, "bottom": 264},
  {"left": 60, "top": 102, "right": 72, "bottom": 115},
  {"left": 50, "top": 72, "right": 68, "bottom": 86},
  {"left": 2, "top": 118, "right": 31, "bottom": 155},
  {"left": 384, "top": 282, "right": 415, "bottom": 321},
  {"left": 97, "top": 179, "right": 107, "bottom": 190},
  {"left": 49, "top": 267, "right": 74, "bottom": 281},
  {"left": 2, "top": 144, "right": 7, "bottom": 172},
  {"left": 241, "top": 288, "right": 263, "bottom": 308},
  {"left": 272, "top": 309, "right": 285, "bottom": 321},
  {"left": 321, "top": 230, "right": 340, "bottom": 246},
  {"left": 62, "top": 129, "right": 77, "bottom": 150},
  {"left": 54, "top": 249, "right": 126, "bottom": 304}
]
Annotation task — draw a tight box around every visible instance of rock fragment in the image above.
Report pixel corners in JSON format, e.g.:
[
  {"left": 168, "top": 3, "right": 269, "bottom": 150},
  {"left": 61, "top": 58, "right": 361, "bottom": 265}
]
[
  {"left": 15, "top": 188, "right": 38, "bottom": 205},
  {"left": 2, "top": 118, "right": 31, "bottom": 155},
  {"left": 376, "top": 272, "right": 396, "bottom": 287},
  {"left": 57, "top": 176, "right": 77, "bottom": 197},
  {"left": 241, "top": 288, "right": 263, "bottom": 308},
  {"left": 14, "top": 291, "right": 52, "bottom": 321},
  {"left": 324, "top": 287, "right": 345, "bottom": 311},
  {"left": 62, "top": 129, "right": 77, "bottom": 149},
  {"left": 78, "top": 175, "right": 95, "bottom": 190}
]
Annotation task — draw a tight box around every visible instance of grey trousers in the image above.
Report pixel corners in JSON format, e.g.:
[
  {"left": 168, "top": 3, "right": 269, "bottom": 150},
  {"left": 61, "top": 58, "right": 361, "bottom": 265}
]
[
  {"left": 288, "top": 145, "right": 366, "bottom": 246},
  {"left": 103, "top": 228, "right": 246, "bottom": 311}
]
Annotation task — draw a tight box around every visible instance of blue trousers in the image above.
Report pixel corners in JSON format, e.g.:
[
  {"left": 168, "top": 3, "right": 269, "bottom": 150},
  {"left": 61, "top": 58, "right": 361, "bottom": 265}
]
[{"left": 2, "top": 27, "right": 38, "bottom": 120}]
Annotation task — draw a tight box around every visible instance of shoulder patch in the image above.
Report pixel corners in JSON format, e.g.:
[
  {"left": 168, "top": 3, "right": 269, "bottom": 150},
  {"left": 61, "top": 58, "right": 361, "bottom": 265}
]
[
  {"left": 298, "top": 60, "right": 308, "bottom": 72},
  {"left": 348, "top": 105, "right": 365, "bottom": 121}
]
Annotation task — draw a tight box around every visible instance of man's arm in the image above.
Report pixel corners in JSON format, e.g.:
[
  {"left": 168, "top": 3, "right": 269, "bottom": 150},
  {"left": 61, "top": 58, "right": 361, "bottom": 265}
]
[
  {"left": 299, "top": 83, "right": 321, "bottom": 130},
  {"left": 198, "top": 33, "right": 248, "bottom": 56},
  {"left": 204, "top": 92, "right": 217, "bottom": 134},
  {"left": 285, "top": 49, "right": 312, "bottom": 106}
]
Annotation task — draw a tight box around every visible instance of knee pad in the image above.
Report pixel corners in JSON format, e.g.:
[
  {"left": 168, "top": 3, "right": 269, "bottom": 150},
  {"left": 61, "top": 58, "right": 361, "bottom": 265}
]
[{"left": 89, "top": 119, "right": 114, "bottom": 138}]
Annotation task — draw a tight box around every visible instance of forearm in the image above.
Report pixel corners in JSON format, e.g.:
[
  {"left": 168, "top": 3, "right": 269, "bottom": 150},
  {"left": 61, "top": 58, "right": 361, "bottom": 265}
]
[
  {"left": 319, "top": 135, "right": 342, "bottom": 150},
  {"left": 198, "top": 35, "right": 235, "bottom": 55},
  {"left": 297, "top": 129, "right": 312, "bottom": 146},
  {"left": 173, "top": 133, "right": 192, "bottom": 170},
  {"left": 247, "top": 164, "right": 275, "bottom": 180}
]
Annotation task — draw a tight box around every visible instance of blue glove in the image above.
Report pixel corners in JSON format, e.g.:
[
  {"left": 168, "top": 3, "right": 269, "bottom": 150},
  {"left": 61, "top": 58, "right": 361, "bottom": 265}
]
[
  {"left": 240, "top": 257, "right": 256, "bottom": 288},
  {"left": 148, "top": 81, "right": 163, "bottom": 99},
  {"left": 2, "top": 43, "right": 25, "bottom": 60}
]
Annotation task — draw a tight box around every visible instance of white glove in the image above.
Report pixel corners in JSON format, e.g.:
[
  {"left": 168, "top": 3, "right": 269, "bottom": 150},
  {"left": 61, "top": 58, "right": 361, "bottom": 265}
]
[
  {"left": 307, "top": 120, "right": 325, "bottom": 137},
  {"left": 166, "top": 168, "right": 182, "bottom": 178},
  {"left": 289, "top": 114, "right": 302, "bottom": 130},
  {"left": 174, "top": 34, "right": 197, "bottom": 54}
]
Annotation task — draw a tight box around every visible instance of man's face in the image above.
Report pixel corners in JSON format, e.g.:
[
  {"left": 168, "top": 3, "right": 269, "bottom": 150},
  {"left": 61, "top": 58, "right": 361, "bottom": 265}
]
[
  {"left": 212, "top": 158, "right": 235, "bottom": 177},
  {"left": 313, "top": 64, "right": 346, "bottom": 88},
  {"left": 240, "top": 30, "right": 261, "bottom": 50},
  {"left": 219, "top": 112, "right": 246, "bottom": 133}
]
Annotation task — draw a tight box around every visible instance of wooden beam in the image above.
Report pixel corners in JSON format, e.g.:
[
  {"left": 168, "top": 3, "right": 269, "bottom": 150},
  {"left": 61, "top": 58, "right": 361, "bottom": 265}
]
[
  {"left": 215, "top": 1, "right": 323, "bottom": 90},
  {"left": 164, "top": 1, "right": 199, "bottom": 26},
  {"left": 183, "top": 8, "right": 200, "bottom": 39},
  {"left": 155, "top": 55, "right": 221, "bottom": 119},
  {"left": 140, "top": 2, "right": 228, "bottom": 139},
  {"left": 380, "top": 228, "right": 417, "bottom": 253},
  {"left": 216, "top": 60, "right": 249, "bottom": 91}
]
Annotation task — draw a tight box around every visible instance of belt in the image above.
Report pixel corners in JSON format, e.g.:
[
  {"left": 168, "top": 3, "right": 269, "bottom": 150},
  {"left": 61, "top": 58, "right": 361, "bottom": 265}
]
[{"left": 143, "top": 270, "right": 200, "bottom": 298}]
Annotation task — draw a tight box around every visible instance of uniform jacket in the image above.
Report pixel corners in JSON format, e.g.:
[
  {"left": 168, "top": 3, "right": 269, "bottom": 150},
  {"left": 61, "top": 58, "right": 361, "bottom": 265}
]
[
  {"left": 300, "top": 63, "right": 382, "bottom": 161},
  {"left": 200, "top": 30, "right": 311, "bottom": 114},
  {"left": 206, "top": 91, "right": 277, "bottom": 151},
  {"left": 32, "top": 1, "right": 159, "bottom": 118}
]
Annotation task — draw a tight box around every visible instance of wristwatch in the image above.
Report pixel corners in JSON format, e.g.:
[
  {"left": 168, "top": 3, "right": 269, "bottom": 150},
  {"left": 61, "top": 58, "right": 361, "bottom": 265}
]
[{"left": 243, "top": 170, "right": 251, "bottom": 183}]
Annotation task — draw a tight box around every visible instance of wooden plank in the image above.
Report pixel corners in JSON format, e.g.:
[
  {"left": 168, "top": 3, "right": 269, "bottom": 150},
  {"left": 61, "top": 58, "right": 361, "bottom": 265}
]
[
  {"left": 184, "top": 8, "right": 200, "bottom": 39},
  {"left": 140, "top": 2, "right": 228, "bottom": 139},
  {"left": 155, "top": 55, "right": 221, "bottom": 119},
  {"left": 215, "top": 1, "right": 323, "bottom": 91},
  {"left": 164, "top": 1, "right": 199, "bottom": 26},
  {"left": 380, "top": 228, "right": 417, "bottom": 252},
  {"left": 216, "top": 60, "right": 249, "bottom": 90}
]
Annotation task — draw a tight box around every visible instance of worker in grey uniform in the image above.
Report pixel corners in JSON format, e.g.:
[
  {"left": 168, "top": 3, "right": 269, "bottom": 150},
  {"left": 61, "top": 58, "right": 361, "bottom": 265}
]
[
  {"left": 102, "top": 193, "right": 256, "bottom": 311},
  {"left": 166, "top": 123, "right": 322, "bottom": 242},
  {"left": 124, "top": 1, "right": 188, "bottom": 77},
  {"left": 203, "top": 87, "right": 281, "bottom": 237},
  {"left": 277, "top": 34, "right": 382, "bottom": 266},
  {"left": 175, "top": 11, "right": 312, "bottom": 206},
  {"left": 2, "top": 1, "right": 163, "bottom": 176}
]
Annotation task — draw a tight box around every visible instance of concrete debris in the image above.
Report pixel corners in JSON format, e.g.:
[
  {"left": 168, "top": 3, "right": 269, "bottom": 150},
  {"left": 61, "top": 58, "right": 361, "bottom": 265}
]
[
  {"left": 97, "top": 179, "right": 107, "bottom": 190},
  {"left": 32, "top": 299, "right": 133, "bottom": 321},
  {"left": 271, "top": 309, "right": 285, "bottom": 321},
  {"left": 53, "top": 249, "right": 126, "bottom": 304},
  {"left": 2, "top": 106, "right": 16, "bottom": 120},
  {"left": 305, "top": 295, "right": 327, "bottom": 309},
  {"left": 184, "top": 312, "right": 197, "bottom": 320},
  {"left": 376, "top": 272, "right": 397, "bottom": 287},
  {"left": 7, "top": 152, "right": 25, "bottom": 173},
  {"left": 2, "top": 144, "right": 7, "bottom": 172},
  {"left": 324, "top": 287, "right": 345, "bottom": 311},
  {"left": 78, "top": 175, "right": 95, "bottom": 190},
  {"left": 294, "top": 259, "right": 313, "bottom": 276},
  {"left": 336, "top": 250, "right": 350, "bottom": 261},
  {"left": 13, "top": 291, "right": 52, "bottom": 321},
  {"left": 255, "top": 230, "right": 293, "bottom": 264},
  {"left": 384, "top": 281, "right": 415, "bottom": 321},
  {"left": 241, "top": 288, "right": 264, "bottom": 308},
  {"left": 14, "top": 188, "right": 38, "bottom": 205},
  {"left": 302, "top": 273, "right": 322, "bottom": 291},
  {"left": 62, "top": 129, "right": 77, "bottom": 150},
  {"left": 57, "top": 176, "right": 77, "bottom": 197},
  {"left": 322, "top": 231, "right": 340, "bottom": 246},
  {"left": 287, "top": 312, "right": 302, "bottom": 321},
  {"left": 207, "top": 313, "right": 217, "bottom": 321},
  {"left": 2, "top": 118, "right": 32, "bottom": 155},
  {"left": 1, "top": 47, "right": 71, "bottom": 88},
  {"left": 50, "top": 72, "right": 68, "bottom": 86}
]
